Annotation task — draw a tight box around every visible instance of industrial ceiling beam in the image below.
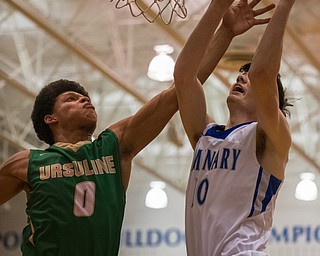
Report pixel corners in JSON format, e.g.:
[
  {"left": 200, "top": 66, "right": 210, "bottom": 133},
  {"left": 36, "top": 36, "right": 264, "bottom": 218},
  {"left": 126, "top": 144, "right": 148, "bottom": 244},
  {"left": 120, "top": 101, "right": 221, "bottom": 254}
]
[{"left": 5, "top": 0, "right": 148, "bottom": 104}]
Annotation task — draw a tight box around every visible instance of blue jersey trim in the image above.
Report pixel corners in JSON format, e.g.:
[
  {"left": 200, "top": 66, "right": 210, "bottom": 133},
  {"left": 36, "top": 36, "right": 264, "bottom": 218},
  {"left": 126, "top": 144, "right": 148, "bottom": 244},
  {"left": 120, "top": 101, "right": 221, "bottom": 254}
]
[
  {"left": 248, "top": 167, "right": 263, "bottom": 218},
  {"left": 261, "top": 175, "right": 282, "bottom": 213},
  {"left": 248, "top": 167, "right": 282, "bottom": 218},
  {"left": 204, "top": 122, "right": 253, "bottom": 140}
]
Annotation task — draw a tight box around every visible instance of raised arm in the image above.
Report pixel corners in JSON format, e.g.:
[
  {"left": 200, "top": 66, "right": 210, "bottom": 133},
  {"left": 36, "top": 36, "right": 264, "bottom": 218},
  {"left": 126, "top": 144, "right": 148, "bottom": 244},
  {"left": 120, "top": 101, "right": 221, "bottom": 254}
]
[
  {"left": 248, "top": 0, "right": 295, "bottom": 177},
  {"left": 112, "top": 0, "right": 275, "bottom": 157},
  {"left": 173, "top": 0, "right": 235, "bottom": 148},
  {"left": 198, "top": 0, "right": 275, "bottom": 84},
  {"left": 110, "top": 0, "right": 276, "bottom": 188},
  {"left": 112, "top": 0, "right": 236, "bottom": 163},
  {"left": 0, "top": 150, "right": 29, "bottom": 205}
]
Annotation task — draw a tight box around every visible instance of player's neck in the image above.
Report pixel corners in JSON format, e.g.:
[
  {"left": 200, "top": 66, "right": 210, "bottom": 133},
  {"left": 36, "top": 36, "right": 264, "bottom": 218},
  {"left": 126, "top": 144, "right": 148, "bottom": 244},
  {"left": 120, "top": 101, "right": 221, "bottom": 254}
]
[
  {"left": 226, "top": 114, "right": 256, "bottom": 130},
  {"left": 226, "top": 104, "right": 257, "bottom": 129},
  {"left": 54, "top": 129, "right": 93, "bottom": 144}
]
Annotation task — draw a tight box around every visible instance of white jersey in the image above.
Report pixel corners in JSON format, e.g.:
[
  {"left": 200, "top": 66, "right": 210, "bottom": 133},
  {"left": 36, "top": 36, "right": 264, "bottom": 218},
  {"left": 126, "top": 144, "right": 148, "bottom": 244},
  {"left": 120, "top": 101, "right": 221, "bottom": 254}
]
[{"left": 185, "top": 122, "right": 282, "bottom": 256}]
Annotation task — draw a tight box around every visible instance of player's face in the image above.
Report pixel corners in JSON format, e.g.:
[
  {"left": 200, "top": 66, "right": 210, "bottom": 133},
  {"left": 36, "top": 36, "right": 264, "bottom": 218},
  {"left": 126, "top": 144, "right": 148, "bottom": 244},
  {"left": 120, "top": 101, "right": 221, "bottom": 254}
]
[
  {"left": 51, "top": 91, "right": 97, "bottom": 133},
  {"left": 227, "top": 72, "right": 256, "bottom": 115}
]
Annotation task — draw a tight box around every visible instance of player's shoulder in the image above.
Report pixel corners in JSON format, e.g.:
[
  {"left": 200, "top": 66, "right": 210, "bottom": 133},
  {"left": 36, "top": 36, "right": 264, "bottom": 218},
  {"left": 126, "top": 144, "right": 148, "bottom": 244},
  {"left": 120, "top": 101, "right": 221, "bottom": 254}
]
[
  {"left": 11, "top": 149, "right": 30, "bottom": 161},
  {"left": 1, "top": 150, "right": 30, "bottom": 174}
]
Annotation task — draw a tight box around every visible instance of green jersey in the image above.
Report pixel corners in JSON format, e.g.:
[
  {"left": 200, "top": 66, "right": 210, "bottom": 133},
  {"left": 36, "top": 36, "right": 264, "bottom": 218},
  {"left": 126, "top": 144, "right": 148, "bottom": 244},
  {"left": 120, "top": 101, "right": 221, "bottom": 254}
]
[{"left": 21, "top": 129, "right": 126, "bottom": 256}]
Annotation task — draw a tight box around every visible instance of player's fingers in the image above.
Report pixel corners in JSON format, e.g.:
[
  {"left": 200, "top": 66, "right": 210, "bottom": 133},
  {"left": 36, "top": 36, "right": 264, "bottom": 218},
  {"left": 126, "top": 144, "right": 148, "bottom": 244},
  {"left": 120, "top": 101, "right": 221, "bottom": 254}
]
[
  {"left": 253, "top": 3, "right": 276, "bottom": 16},
  {"left": 248, "top": 0, "right": 260, "bottom": 9},
  {"left": 254, "top": 17, "right": 271, "bottom": 25}
]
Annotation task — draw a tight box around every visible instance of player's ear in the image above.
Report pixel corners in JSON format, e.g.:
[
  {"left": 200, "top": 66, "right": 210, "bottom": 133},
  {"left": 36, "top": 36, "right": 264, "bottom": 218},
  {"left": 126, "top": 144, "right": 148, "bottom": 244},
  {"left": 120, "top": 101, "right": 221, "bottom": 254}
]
[{"left": 44, "top": 114, "right": 58, "bottom": 125}]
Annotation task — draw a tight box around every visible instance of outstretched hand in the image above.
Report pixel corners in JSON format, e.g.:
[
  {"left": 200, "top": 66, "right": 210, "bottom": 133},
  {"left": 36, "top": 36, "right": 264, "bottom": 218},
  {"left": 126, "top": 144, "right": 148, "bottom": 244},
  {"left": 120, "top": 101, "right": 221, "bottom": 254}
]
[{"left": 222, "top": 0, "right": 276, "bottom": 37}]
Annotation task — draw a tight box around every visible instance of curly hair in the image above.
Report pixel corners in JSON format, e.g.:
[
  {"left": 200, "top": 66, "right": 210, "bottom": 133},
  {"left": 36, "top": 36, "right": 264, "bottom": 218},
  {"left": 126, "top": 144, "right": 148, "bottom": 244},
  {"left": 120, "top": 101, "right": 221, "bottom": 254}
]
[
  {"left": 239, "top": 63, "right": 293, "bottom": 117},
  {"left": 31, "top": 79, "right": 89, "bottom": 145}
]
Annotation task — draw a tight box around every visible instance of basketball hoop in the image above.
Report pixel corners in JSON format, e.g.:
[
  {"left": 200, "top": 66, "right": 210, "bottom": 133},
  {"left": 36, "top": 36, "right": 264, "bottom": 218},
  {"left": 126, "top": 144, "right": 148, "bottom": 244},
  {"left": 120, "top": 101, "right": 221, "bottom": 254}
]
[{"left": 110, "top": 0, "right": 187, "bottom": 25}]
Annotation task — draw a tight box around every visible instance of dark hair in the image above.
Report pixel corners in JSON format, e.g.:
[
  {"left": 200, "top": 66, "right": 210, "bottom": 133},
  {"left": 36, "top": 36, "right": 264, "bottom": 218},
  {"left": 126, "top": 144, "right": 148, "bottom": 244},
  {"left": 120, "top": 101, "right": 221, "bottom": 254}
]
[
  {"left": 239, "top": 63, "right": 293, "bottom": 117},
  {"left": 31, "top": 79, "right": 89, "bottom": 145}
]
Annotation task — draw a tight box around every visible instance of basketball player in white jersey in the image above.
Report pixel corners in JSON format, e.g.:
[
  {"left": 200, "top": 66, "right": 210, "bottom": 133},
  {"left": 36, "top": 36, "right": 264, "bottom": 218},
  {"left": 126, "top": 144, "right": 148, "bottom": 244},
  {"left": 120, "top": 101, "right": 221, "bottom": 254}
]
[{"left": 174, "top": 0, "right": 295, "bottom": 255}]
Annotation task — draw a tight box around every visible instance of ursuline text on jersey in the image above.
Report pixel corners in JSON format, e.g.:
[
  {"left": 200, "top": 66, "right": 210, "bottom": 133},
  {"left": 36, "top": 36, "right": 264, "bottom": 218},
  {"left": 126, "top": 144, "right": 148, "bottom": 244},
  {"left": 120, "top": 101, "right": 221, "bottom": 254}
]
[{"left": 39, "top": 155, "right": 116, "bottom": 180}]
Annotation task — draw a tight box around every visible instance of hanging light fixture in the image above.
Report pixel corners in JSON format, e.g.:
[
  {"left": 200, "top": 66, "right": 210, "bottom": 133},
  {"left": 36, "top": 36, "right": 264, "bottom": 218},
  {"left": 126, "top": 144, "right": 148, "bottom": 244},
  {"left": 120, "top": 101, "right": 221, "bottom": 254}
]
[
  {"left": 147, "top": 44, "right": 175, "bottom": 82},
  {"left": 145, "top": 181, "right": 168, "bottom": 209},
  {"left": 295, "top": 172, "right": 318, "bottom": 201}
]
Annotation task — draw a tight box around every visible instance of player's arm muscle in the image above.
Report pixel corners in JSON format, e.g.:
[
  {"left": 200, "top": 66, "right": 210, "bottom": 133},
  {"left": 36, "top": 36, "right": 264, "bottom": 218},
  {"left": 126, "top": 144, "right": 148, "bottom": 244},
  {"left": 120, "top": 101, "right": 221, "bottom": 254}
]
[{"left": 0, "top": 150, "right": 29, "bottom": 205}]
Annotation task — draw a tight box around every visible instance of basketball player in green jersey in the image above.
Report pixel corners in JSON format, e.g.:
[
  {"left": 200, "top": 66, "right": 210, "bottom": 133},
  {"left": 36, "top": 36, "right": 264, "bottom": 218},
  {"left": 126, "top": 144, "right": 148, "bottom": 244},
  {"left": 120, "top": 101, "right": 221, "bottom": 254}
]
[{"left": 0, "top": 1, "right": 275, "bottom": 255}]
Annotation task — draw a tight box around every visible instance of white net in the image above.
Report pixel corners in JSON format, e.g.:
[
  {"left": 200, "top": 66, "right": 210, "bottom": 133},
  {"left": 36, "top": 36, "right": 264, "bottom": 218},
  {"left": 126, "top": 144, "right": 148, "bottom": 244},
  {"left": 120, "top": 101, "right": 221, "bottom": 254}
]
[{"left": 110, "top": 0, "right": 187, "bottom": 24}]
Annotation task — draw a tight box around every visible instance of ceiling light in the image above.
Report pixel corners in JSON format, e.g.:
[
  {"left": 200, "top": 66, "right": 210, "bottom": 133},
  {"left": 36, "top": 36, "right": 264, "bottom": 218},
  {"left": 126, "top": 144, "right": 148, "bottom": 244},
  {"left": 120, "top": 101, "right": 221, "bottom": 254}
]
[
  {"left": 145, "top": 181, "right": 168, "bottom": 209},
  {"left": 295, "top": 172, "right": 318, "bottom": 201},
  {"left": 147, "top": 44, "right": 175, "bottom": 82}
]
